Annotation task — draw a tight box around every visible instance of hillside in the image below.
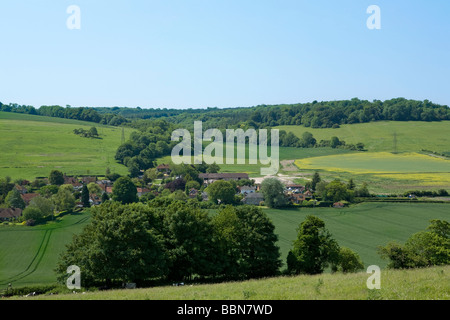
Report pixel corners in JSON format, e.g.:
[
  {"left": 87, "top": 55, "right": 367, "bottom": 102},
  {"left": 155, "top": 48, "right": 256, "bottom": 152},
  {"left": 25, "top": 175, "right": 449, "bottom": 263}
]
[
  {"left": 0, "top": 112, "right": 134, "bottom": 180},
  {"left": 16, "top": 265, "right": 450, "bottom": 300},
  {"left": 277, "top": 121, "right": 450, "bottom": 154}
]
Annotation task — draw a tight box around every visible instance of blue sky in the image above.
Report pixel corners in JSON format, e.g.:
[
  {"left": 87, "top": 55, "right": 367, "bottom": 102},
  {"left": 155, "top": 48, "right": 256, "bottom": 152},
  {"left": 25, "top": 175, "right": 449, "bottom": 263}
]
[{"left": 1, "top": 0, "right": 449, "bottom": 109}]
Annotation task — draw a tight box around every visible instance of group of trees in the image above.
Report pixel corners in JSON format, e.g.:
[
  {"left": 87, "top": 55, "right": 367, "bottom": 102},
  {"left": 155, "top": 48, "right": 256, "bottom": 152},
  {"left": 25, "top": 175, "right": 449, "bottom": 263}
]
[
  {"left": 378, "top": 219, "right": 450, "bottom": 269},
  {"left": 73, "top": 127, "right": 100, "bottom": 139},
  {"left": 287, "top": 215, "right": 364, "bottom": 275},
  {"left": 0, "top": 102, "right": 128, "bottom": 126},
  {"left": 56, "top": 201, "right": 282, "bottom": 286}
]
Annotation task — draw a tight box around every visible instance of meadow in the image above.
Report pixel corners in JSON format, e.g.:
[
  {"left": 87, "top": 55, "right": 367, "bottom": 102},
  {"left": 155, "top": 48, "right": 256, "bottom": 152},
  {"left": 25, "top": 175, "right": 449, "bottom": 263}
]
[
  {"left": 0, "top": 211, "right": 91, "bottom": 288},
  {"left": 277, "top": 121, "right": 450, "bottom": 154},
  {"left": 13, "top": 266, "right": 450, "bottom": 300},
  {"left": 0, "top": 112, "right": 133, "bottom": 180}
]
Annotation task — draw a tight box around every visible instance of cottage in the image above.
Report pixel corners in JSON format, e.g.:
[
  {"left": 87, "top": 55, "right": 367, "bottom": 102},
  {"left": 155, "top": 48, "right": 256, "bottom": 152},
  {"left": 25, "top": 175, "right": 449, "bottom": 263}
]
[
  {"left": 333, "top": 202, "right": 345, "bottom": 208},
  {"left": 242, "top": 192, "right": 264, "bottom": 206},
  {"left": 0, "top": 208, "right": 23, "bottom": 221},
  {"left": 137, "top": 188, "right": 151, "bottom": 197},
  {"left": 239, "top": 186, "right": 256, "bottom": 195},
  {"left": 199, "top": 173, "right": 249, "bottom": 186},
  {"left": 189, "top": 188, "right": 199, "bottom": 199},
  {"left": 156, "top": 164, "right": 171, "bottom": 174},
  {"left": 21, "top": 193, "right": 39, "bottom": 205}
]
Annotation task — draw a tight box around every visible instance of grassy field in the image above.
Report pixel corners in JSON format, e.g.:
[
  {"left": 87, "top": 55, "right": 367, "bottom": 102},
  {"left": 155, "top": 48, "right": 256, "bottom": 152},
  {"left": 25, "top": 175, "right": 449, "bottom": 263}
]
[
  {"left": 0, "top": 112, "right": 133, "bottom": 180},
  {"left": 16, "top": 265, "right": 450, "bottom": 300},
  {"left": 277, "top": 121, "right": 450, "bottom": 154},
  {"left": 0, "top": 211, "right": 91, "bottom": 288},
  {"left": 158, "top": 146, "right": 355, "bottom": 177},
  {"left": 264, "top": 202, "right": 450, "bottom": 269},
  {"left": 294, "top": 152, "right": 450, "bottom": 193}
]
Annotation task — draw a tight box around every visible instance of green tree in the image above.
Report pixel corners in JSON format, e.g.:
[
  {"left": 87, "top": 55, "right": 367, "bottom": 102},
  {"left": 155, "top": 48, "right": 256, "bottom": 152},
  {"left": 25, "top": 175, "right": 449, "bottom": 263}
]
[
  {"left": 52, "top": 188, "right": 76, "bottom": 212},
  {"left": 22, "top": 207, "right": 44, "bottom": 221},
  {"left": 38, "top": 185, "right": 59, "bottom": 198},
  {"left": 300, "top": 132, "right": 317, "bottom": 148},
  {"left": 324, "top": 179, "right": 354, "bottom": 202},
  {"left": 378, "top": 219, "right": 450, "bottom": 269},
  {"left": 112, "top": 177, "right": 138, "bottom": 204},
  {"left": 213, "top": 205, "right": 281, "bottom": 279},
  {"left": 49, "top": 170, "right": 65, "bottom": 186},
  {"left": 88, "top": 127, "right": 99, "bottom": 138},
  {"left": 87, "top": 182, "right": 102, "bottom": 195},
  {"left": 287, "top": 215, "right": 340, "bottom": 275},
  {"left": 311, "top": 171, "right": 321, "bottom": 191},
  {"left": 56, "top": 202, "right": 168, "bottom": 286},
  {"left": 205, "top": 180, "right": 236, "bottom": 205},
  {"left": 5, "top": 189, "right": 26, "bottom": 209},
  {"left": 101, "top": 192, "right": 110, "bottom": 203},
  {"left": 29, "top": 195, "right": 54, "bottom": 217},
  {"left": 261, "top": 178, "right": 287, "bottom": 208},
  {"left": 206, "top": 163, "right": 221, "bottom": 173},
  {"left": 81, "top": 184, "right": 90, "bottom": 208},
  {"left": 161, "top": 202, "right": 219, "bottom": 281},
  {"left": 347, "top": 179, "right": 356, "bottom": 190},
  {"left": 330, "top": 136, "right": 341, "bottom": 148},
  {"left": 334, "top": 247, "right": 364, "bottom": 273}
]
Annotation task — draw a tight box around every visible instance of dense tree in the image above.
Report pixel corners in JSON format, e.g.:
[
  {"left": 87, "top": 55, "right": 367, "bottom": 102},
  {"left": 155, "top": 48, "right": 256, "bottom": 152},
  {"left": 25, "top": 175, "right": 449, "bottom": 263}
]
[
  {"left": 323, "top": 179, "right": 354, "bottom": 202},
  {"left": 205, "top": 180, "right": 236, "bottom": 205},
  {"left": 56, "top": 202, "right": 168, "bottom": 287},
  {"left": 81, "top": 185, "right": 90, "bottom": 208},
  {"left": 287, "top": 215, "right": 340, "bottom": 275},
  {"left": 52, "top": 188, "right": 76, "bottom": 212},
  {"left": 28, "top": 195, "right": 54, "bottom": 217},
  {"left": 111, "top": 177, "right": 138, "bottom": 204},
  {"left": 160, "top": 202, "right": 219, "bottom": 281},
  {"left": 333, "top": 247, "right": 365, "bottom": 273},
  {"left": 378, "top": 220, "right": 450, "bottom": 269},
  {"left": 311, "top": 172, "right": 321, "bottom": 191},
  {"left": 49, "top": 170, "right": 64, "bottom": 186},
  {"left": 261, "top": 178, "right": 287, "bottom": 208},
  {"left": 5, "top": 189, "right": 26, "bottom": 209},
  {"left": 22, "top": 207, "right": 44, "bottom": 221},
  {"left": 213, "top": 205, "right": 281, "bottom": 279}
]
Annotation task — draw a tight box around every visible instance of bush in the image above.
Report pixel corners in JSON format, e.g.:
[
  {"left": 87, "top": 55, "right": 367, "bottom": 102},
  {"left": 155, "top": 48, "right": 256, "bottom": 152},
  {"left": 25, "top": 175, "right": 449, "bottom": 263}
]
[
  {"left": 333, "top": 247, "right": 364, "bottom": 273},
  {"left": 23, "top": 207, "right": 44, "bottom": 221}
]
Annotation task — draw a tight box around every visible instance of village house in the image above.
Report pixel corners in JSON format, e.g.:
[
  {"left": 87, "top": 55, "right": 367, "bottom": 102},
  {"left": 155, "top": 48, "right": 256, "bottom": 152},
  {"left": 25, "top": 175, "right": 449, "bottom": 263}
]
[
  {"left": 189, "top": 188, "right": 199, "bottom": 199},
  {"left": 198, "top": 173, "right": 249, "bottom": 186},
  {"left": 242, "top": 192, "right": 264, "bottom": 206},
  {"left": 156, "top": 164, "right": 171, "bottom": 174},
  {"left": 137, "top": 187, "right": 151, "bottom": 197},
  {"left": 333, "top": 202, "right": 345, "bottom": 208},
  {"left": 21, "top": 193, "right": 40, "bottom": 206},
  {"left": 0, "top": 208, "right": 23, "bottom": 222},
  {"left": 239, "top": 186, "right": 256, "bottom": 195}
]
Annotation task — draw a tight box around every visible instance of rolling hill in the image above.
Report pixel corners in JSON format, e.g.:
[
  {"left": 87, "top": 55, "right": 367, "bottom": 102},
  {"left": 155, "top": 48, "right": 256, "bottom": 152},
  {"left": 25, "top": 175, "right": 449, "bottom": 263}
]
[{"left": 0, "top": 112, "right": 134, "bottom": 180}]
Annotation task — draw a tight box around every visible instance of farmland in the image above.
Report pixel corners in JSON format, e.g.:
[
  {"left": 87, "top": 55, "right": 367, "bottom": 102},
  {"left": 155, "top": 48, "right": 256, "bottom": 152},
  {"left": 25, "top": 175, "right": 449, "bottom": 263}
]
[
  {"left": 0, "top": 211, "right": 91, "bottom": 288},
  {"left": 0, "top": 112, "right": 133, "bottom": 180},
  {"left": 277, "top": 121, "right": 450, "bottom": 154}
]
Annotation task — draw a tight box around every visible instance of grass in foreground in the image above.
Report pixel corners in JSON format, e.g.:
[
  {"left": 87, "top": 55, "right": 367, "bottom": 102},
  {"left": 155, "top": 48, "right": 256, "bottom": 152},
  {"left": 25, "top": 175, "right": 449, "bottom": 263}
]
[{"left": 15, "top": 266, "right": 450, "bottom": 300}]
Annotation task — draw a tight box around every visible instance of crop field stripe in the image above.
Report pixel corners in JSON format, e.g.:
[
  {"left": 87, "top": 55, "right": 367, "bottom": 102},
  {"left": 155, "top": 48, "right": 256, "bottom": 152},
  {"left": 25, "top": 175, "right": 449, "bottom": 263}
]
[{"left": 0, "top": 229, "right": 52, "bottom": 285}]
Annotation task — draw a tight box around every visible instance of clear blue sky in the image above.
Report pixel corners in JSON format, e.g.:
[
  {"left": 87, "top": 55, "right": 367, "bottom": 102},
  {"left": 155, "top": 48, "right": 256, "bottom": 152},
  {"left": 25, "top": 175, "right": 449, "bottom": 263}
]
[{"left": 1, "top": 0, "right": 449, "bottom": 109}]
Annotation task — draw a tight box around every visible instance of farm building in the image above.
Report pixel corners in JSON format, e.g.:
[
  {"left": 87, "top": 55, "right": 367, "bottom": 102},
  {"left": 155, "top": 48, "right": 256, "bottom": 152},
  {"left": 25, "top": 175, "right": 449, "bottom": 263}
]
[{"left": 199, "top": 173, "right": 249, "bottom": 185}]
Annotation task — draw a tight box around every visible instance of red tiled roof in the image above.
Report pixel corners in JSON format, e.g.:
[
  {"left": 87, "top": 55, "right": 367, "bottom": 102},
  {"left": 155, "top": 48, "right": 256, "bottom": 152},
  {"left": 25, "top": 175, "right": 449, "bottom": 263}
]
[{"left": 21, "top": 193, "right": 39, "bottom": 204}]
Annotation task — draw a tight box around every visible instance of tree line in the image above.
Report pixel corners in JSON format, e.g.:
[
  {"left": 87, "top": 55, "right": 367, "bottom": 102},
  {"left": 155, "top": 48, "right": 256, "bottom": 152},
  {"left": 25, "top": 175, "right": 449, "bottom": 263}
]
[{"left": 2, "top": 98, "right": 449, "bottom": 131}]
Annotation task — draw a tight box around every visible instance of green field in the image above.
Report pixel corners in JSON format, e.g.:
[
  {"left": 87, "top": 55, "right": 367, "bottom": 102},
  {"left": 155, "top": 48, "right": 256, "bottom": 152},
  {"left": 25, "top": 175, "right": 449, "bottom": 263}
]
[
  {"left": 2, "top": 203, "right": 448, "bottom": 290},
  {"left": 264, "top": 202, "right": 450, "bottom": 269},
  {"left": 0, "top": 212, "right": 91, "bottom": 288},
  {"left": 18, "top": 265, "right": 450, "bottom": 300},
  {"left": 277, "top": 121, "right": 450, "bottom": 154},
  {"left": 0, "top": 112, "right": 133, "bottom": 180}
]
